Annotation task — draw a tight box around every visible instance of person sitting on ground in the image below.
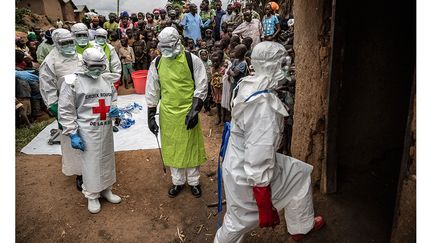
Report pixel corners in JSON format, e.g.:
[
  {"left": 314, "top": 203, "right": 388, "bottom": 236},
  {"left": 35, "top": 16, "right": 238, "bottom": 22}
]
[{"left": 118, "top": 37, "right": 135, "bottom": 89}]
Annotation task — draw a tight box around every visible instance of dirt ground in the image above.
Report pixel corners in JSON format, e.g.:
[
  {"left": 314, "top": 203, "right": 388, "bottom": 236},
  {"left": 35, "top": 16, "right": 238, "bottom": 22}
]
[{"left": 16, "top": 88, "right": 390, "bottom": 242}]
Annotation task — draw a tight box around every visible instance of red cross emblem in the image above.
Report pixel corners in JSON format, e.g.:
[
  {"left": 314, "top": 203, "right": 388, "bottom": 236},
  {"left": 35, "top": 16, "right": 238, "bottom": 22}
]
[{"left": 92, "top": 99, "right": 110, "bottom": 121}]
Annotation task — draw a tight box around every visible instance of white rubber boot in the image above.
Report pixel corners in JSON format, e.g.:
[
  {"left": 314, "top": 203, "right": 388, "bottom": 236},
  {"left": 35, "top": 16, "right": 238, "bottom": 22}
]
[
  {"left": 101, "top": 189, "right": 122, "bottom": 204},
  {"left": 88, "top": 198, "right": 101, "bottom": 214}
]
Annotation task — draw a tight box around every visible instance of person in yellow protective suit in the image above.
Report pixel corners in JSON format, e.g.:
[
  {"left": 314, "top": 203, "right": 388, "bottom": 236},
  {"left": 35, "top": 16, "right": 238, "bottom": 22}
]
[{"left": 146, "top": 27, "right": 208, "bottom": 198}]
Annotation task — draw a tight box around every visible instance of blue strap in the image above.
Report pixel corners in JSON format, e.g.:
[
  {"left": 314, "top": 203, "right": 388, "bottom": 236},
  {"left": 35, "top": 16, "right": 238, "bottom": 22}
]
[
  {"left": 244, "top": 89, "right": 271, "bottom": 102},
  {"left": 217, "top": 121, "right": 231, "bottom": 229}
]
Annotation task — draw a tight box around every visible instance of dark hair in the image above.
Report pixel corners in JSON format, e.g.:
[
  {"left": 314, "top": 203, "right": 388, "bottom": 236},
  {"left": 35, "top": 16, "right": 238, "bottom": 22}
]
[
  {"left": 16, "top": 50, "right": 25, "bottom": 63},
  {"left": 220, "top": 36, "right": 230, "bottom": 50},
  {"left": 242, "top": 37, "right": 253, "bottom": 49},
  {"left": 235, "top": 44, "right": 248, "bottom": 58}
]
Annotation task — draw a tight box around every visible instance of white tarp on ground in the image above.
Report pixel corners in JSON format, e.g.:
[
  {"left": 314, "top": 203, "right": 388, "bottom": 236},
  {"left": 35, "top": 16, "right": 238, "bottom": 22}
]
[{"left": 20, "top": 94, "right": 160, "bottom": 155}]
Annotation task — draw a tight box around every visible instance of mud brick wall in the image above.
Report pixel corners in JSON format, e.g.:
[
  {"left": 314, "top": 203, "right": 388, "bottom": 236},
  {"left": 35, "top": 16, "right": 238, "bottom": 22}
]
[{"left": 291, "top": 0, "right": 332, "bottom": 185}]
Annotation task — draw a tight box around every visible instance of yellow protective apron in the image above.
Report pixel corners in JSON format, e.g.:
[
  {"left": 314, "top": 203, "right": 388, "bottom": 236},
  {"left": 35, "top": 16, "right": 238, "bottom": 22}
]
[{"left": 158, "top": 51, "right": 207, "bottom": 168}]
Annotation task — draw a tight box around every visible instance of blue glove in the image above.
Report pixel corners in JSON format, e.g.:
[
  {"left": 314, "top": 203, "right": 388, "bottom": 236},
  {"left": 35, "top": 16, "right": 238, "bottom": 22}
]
[
  {"left": 16, "top": 70, "right": 39, "bottom": 84},
  {"left": 70, "top": 133, "right": 85, "bottom": 151},
  {"left": 108, "top": 106, "right": 120, "bottom": 118}
]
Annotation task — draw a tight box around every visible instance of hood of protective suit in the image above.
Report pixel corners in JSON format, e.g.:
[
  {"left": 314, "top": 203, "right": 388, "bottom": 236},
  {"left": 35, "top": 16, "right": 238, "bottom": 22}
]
[
  {"left": 95, "top": 28, "right": 108, "bottom": 46},
  {"left": 52, "top": 28, "right": 74, "bottom": 47},
  {"left": 157, "top": 27, "right": 182, "bottom": 58},
  {"left": 71, "top": 23, "right": 89, "bottom": 35},
  {"left": 231, "top": 41, "right": 288, "bottom": 118},
  {"left": 81, "top": 48, "right": 107, "bottom": 79}
]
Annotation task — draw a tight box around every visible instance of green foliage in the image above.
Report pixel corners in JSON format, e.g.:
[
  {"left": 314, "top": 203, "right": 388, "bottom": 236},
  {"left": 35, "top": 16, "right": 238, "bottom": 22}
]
[
  {"left": 16, "top": 8, "right": 30, "bottom": 25},
  {"left": 16, "top": 118, "right": 55, "bottom": 153}
]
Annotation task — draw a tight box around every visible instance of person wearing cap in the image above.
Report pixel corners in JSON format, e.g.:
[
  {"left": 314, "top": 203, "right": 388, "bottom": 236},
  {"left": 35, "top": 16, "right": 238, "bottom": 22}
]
[
  {"left": 146, "top": 27, "right": 208, "bottom": 198},
  {"left": 153, "top": 9, "right": 161, "bottom": 24},
  {"left": 120, "top": 11, "right": 133, "bottom": 38},
  {"left": 180, "top": 3, "right": 204, "bottom": 45},
  {"left": 58, "top": 48, "right": 122, "bottom": 214},
  {"left": 71, "top": 23, "right": 93, "bottom": 54},
  {"left": 94, "top": 28, "right": 122, "bottom": 75},
  {"left": 36, "top": 29, "right": 55, "bottom": 64},
  {"left": 39, "top": 28, "right": 84, "bottom": 192}
]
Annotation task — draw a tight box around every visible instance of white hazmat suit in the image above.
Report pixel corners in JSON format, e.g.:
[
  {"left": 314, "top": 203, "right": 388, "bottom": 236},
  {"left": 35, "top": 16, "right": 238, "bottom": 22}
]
[
  {"left": 94, "top": 28, "right": 122, "bottom": 76},
  {"left": 39, "top": 28, "right": 83, "bottom": 176},
  {"left": 58, "top": 48, "right": 121, "bottom": 213},
  {"left": 214, "top": 42, "right": 316, "bottom": 242}
]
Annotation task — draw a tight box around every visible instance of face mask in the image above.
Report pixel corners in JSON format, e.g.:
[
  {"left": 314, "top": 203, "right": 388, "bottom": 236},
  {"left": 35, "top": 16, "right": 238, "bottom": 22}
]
[
  {"left": 160, "top": 47, "right": 175, "bottom": 58},
  {"left": 76, "top": 36, "right": 89, "bottom": 46},
  {"left": 159, "top": 41, "right": 181, "bottom": 58},
  {"left": 85, "top": 69, "right": 103, "bottom": 79},
  {"left": 95, "top": 37, "right": 106, "bottom": 46},
  {"left": 59, "top": 44, "right": 76, "bottom": 56}
]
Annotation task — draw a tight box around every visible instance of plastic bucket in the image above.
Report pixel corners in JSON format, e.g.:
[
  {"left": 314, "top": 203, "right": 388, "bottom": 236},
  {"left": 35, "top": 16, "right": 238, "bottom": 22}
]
[{"left": 131, "top": 70, "right": 148, "bottom": 94}]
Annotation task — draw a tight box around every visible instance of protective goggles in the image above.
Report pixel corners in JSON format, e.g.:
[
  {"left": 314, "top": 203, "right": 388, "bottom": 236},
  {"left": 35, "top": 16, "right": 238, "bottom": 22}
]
[
  {"left": 75, "top": 33, "right": 88, "bottom": 38},
  {"left": 157, "top": 39, "right": 180, "bottom": 49},
  {"left": 58, "top": 39, "right": 75, "bottom": 46},
  {"left": 86, "top": 63, "right": 106, "bottom": 71}
]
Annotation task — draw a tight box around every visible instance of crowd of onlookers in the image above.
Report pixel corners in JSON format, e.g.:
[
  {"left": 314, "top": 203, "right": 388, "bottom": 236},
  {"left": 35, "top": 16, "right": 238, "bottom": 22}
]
[{"left": 16, "top": 0, "right": 296, "bottom": 153}]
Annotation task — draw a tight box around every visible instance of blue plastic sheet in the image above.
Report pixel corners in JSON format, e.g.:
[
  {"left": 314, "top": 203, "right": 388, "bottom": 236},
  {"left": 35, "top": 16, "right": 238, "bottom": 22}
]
[{"left": 118, "top": 102, "right": 143, "bottom": 129}]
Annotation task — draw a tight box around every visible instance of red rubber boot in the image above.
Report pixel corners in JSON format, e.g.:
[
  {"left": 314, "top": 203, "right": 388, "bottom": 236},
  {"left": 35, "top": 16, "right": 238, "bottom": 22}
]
[{"left": 291, "top": 216, "right": 325, "bottom": 241}]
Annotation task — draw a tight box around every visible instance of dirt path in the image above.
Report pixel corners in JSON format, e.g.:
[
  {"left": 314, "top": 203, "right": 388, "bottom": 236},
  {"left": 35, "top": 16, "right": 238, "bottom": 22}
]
[{"left": 17, "top": 90, "right": 384, "bottom": 242}]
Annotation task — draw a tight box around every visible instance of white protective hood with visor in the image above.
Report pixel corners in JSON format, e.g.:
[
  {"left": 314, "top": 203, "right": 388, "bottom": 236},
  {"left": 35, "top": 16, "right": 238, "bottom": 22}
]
[
  {"left": 71, "top": 23, "right": 90, "bottom": 46},
  {"left": 214, "top": 41, "right": 315, "bottom": 242},
  {"left": 157, "top": 27, "right": 182, "bottom": 58}
]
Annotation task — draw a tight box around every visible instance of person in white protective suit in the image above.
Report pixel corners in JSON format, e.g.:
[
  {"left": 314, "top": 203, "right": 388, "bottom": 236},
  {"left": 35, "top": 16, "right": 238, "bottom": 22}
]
[
  {"left": 71, "top": 23, "right": 93, "bottom": 55},
  {"left": 214, "top": 42, "right": 325, "bottom": 243},
  {"left": 93, "top": 28, "right": 122, "bottom": 75},
  {"left": 39, "top": 28, "right": 84, "bottom": 191},
  {"left": 58, "top": 48, "right": 122, "bottom": 214},
  {"left": 146, "top": 27, "right": 208, "bottom": 198}
]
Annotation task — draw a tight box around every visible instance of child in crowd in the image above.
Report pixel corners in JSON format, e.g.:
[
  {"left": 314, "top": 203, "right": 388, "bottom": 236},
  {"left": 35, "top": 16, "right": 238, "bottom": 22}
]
[
  {"left": 199, "top": 49, "right": 213, "bottom": 115},
  {"left": 228, "top": 44, "right": 248, "bottom": 93},
  {"left": 210, "top": 50, "right": 225, "bottom": 125},
  {"left": 132, "top": 32, "right": 147, "bottom": 70},
  {"left": 241, "top": 37, "right": 253, "bottom": 66},
  {"left": 118, "top": 37, "right": 135, "bottom": 89},
  {"left": 147, "top": 40, "right": 160, "bottom": 62}
]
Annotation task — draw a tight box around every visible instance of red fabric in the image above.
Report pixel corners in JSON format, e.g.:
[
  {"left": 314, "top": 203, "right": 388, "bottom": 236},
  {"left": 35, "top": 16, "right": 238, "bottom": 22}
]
[
  {"left": 92, "top": 99, "right": 110, "bottom": 121},
  {"left": 253, "top": 186, "right": 280, "bottom": 228},
  {"left": 114, "top": 79, "right": 120, "bottom": 91}
]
